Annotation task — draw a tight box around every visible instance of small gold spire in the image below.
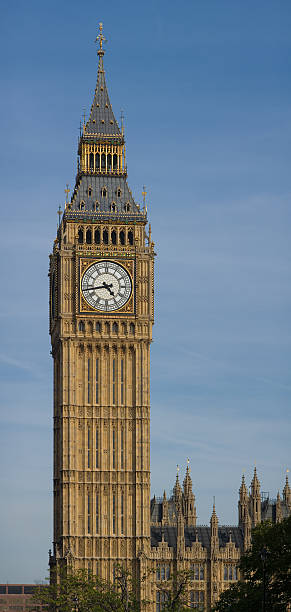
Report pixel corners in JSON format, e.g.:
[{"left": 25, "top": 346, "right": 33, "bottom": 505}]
[
  {"left": 176, "top": 464, "right": 179, "bottom": 475},
  {"left": 142, "top": 185, "right": 147, "bottom": 213},
  {"left": 64, "top": 184, "right": 70, "bottom": 205},
  {"left": 96, "top": 22, "right": 107, "bottom": 54}
]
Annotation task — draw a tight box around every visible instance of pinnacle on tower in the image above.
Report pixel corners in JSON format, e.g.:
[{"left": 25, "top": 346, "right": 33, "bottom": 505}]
[
  {"left": 182, "top": 459, "right": 197, "bottom": 527},
  {"left": 239, "top": 474, "right": 248, "bottom": 500},
  {"left": 173, "top": 466, "right": 182, "bottom": 505},
  {"left": 251, "top": 466, "right": 261, "bottom": 495},
  {"left": 283, "top": 472, "right": 291, "bottom": 508}
]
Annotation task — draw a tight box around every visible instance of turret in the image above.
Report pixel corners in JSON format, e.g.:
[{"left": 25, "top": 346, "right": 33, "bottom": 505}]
[
  {"left": 161, "top": 490, "right": 169, "bottom": 525},
  {"left": 183, "top": 461, "right": 197, "bottom": 526},
  {"left": 249, "top": 467, "right": 261, "bottom": 526},
  {"left": 238, "top": 474, "right": 249, "bottom": 526},
  {"left": 283, "top": 473, "right": 291, "bottom": 509},
  {"left": 276, "top": 491, "right": 283, "bottom": 523},
  {"left": 173, "top": 467, "right": 183, "bottom": 506},
  {"left": 210, "top": 502, "right": 219, "bottom": 552}
]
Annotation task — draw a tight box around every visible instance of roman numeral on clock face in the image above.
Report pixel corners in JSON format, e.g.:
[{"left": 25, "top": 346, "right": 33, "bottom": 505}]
[{"left": 81, "top": 260, "right": 132, "bottom": 312}]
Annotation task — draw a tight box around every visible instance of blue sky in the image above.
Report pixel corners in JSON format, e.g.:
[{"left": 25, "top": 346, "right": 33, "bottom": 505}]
[{"left": 0, "top": 0, "right": 290, "bottom": 582}]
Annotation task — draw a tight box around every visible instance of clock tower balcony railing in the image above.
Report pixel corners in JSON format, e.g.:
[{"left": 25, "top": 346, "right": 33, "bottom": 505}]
[{"left": 76, "top": 166, "right": 127, "bottom": 180}]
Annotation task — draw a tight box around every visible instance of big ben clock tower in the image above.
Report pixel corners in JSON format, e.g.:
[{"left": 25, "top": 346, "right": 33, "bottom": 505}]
[{"left": 49, "top": 24, "right": 154, "bottom": 583}]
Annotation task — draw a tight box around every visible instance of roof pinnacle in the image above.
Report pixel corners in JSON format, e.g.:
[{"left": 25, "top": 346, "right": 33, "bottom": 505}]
[{"left": 96, "top": 22, "right": 107, "bottom": 56}]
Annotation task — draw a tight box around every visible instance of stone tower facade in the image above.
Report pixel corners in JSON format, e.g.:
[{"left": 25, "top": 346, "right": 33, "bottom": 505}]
[
  {"left": 49, "top": 26, "right": 291, "bottom": 611},
  {"left": 49, "top": 24, "right": 154, "bottom": 582}
]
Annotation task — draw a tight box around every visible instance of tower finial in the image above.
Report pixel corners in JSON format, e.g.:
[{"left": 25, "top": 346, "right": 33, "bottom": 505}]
[{"left": 96, "top": 22, "right": 107, "bottom": 55}]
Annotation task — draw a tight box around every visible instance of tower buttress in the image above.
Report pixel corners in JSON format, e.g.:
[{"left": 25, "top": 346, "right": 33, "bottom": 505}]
[
  {"left": 243, "top": 510, "right": 252, "bottom": 551},
  {"left": 210, "top": 502, "right": 219, "bottom": 552},
  {"left": 173, "top": 468, "right": 182, "bottom": 506},
  {"left": 276, "top": 491, "right": 283, "bottom": 523},
  {"left": 176, "top": 498, "right": 185, "bottom": 559}
]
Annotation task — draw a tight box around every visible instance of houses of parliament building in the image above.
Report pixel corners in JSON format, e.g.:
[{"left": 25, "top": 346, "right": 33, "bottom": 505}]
[{"left": 48, "top": 25, "right": 291, "bottom": 611}]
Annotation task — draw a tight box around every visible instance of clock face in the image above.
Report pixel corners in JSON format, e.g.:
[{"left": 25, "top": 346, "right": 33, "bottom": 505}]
[{"left": 81, "top": 260, "right": 132, "bottom": 312}]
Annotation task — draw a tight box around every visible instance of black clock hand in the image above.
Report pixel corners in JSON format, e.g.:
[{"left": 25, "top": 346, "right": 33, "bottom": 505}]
[{"left": 83, "top": 282, "right": 115, "bottom": 297}]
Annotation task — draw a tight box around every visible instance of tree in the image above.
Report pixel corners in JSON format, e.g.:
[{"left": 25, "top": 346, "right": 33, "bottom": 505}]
[
  {"left": 32, "top": 566, "right": 142, "bottom": 612},
  {"left": 212, "top": 515, "right": 291, "bottom": 611}
]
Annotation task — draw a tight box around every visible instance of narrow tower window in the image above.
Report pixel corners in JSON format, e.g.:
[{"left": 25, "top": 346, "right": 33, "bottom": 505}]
[
  {"left": 87, "top": 493, "right": 91, "bottom": 533},
  {"left": 95, "top": 358, "right": 99, "bottom": 403},
  {"left": 113, "top": 430, "right": 116, "bottom": 469},
  {"left": 121, "top": 493, "right": 124, "bottom": 534},
  {"left": 96, "top": 494, "right": 99, "bottom": 533},
  {"left": 121, "top": 358, "right": 124, "bottom": 405},
  {"left": 96, "top": 428, "right": 99, "bottom": 468},
  {"left": 94, "top": 228, "right": 100, "bottom": 244},
  {"left": 128, "top": 230, "right": 133, "bottom": 245},
  {"left": 78, "top": 228, "right": 84, "bottom": 243},
  {"left": 113, "top": 154, "right": 117, "bottom": 170},
  {"left": 107, "top": 153, "right": 112, "bottom": 170},
  {"left": 87, "top": 427, "right": 90, "bottom": 468},
  {"left": 130, "top": 322, "right": 135, "bottom": 335},
  {"left": 111, "top": 230, "right": 117, "bottom": 245},
  {"left": 103, "top": 229, "right": 108, "bottom": 245},
  {"left": 95, "top": 322, "right": 101, "bottom": 333},
  {"left": 86, "top": 229, "right": 92, "bottom": 244},
  {"left": 111, "top": 203, "right": 116, "bottom": 212},
  {"left": 120, "top": 230, "right": 125, "bottom": 245},
  {"left": 121, "top": 428, "right": 124, "bottom": 469},
  {"left": 101, "top": 154, "right": 106, "bottom": 170},
  {"left": 95, "top": 153, "right": 100, "bottom": 169},
  {"left": 88, "top": 358, "right": 91, "bottom": 403},
  {"left": 112, "top": 358, "right": 116, "bottom": 405},
  {"left": 79, "top": 321, "right": 85, "bottom": 332},
  {"left": 112, "top": 494, "right": 116, "bottom": 533},
  {"left": 89, "top": 153, "right": 94, "bottom": 170},
  {"left": 112, "top": 322, "right": 118, "bottom": 334}
]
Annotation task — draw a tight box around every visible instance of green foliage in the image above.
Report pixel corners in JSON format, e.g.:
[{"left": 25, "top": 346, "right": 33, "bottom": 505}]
[
  {"left": 212, "top": 515, "right": 291, "bottom": 611},
  {"left": 32, "top": 566, "right": 142, "bottom": 612}
]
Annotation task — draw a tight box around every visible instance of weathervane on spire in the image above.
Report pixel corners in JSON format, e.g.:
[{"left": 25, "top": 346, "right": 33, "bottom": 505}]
[
  {"left": 96, "top": 22, "right": 107, "bottom": 54},
  {"left": 142, "top": 186, "right": 147, "bottom": 213}
]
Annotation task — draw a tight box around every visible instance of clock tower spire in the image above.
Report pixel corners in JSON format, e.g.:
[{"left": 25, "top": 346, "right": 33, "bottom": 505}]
[{"left": 49, "top": 25, "right": 155, "bottom": 583}]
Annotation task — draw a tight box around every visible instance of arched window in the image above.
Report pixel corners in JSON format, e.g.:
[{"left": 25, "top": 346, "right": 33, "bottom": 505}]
[
  {"left": 89, "top": 153, "right": 94, "bottom": 170},
  {"left": 103, "top": 229, "right": 108, "bottom": 245},
  {"left": 117, "top": 188, "right": 121, "bottom": 198},
  {"left": 113, "top": 154, "right": 117, "bottom": 170},
  {"left": 105, "top": 322, "right": 110, "bottom": 334},
  {"left": 112, "top": 322, "right": 118, "bottom": 334},
  {"left": 79, "top": 321, "right": 85, "bottom": 332},
  {"left": 101, "top": 153, "right": 106, "bottom": 170},
  {"left": 95, "top": 200, "right": 100, "bottom": 210},
  {"left": 79, "top": 201, "right": 85, "bottom": 210},
  {"left": 111, "top": 230, "right": 117, "bottom": 245},
  {"left": 88, "top": 187, "right": 92, "bottom": 197},
  {"left": 94, "top": 229, "right": 100, "bottom": 244},
  {"left": 128, "top": 231, "right": 133, "bottom": 245},
  {"left": 101, "top": 187, "right": 107, "bottom": 198},
  {"left": 120, "top": 230, "right": 125, "bottom": 245},
  {"left": 124, "top": 202, "right": 131, "bottom": 212},
  {"left": 122, "top": 322, "right": 127, "bottom": 334},
  {"left": 107, "top": 153, "right": 112, "bottom": 170},
  {"left": 86, "top": 229, "right": 92, "bottom": 244},
  {"left": 95, "top": 153, "right": 100, "bottom": 169},
  {"left": 95, "top": 322, "right": 101, "bottom": 332},
  {"left": 129, "top": 323, "right": 135, "bottom": 335},
  {"left": 111, "top": 203, "right": 116, "bottom": 212},
  {"left": 78, "top": 228, "right": 84, "bottom": 243}
]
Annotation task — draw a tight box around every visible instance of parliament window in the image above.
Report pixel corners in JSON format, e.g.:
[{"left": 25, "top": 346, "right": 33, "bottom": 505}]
[
  {"left": 156, "top": 590, "right": 169, "bottom": 612},
  {"left": 94, "top": 228, "right": 100, "bottom": 244},
  {"left": 190, "top": 564, "right": 205, "bottom": 581},
  {"left": 156, "top": 565, "right": 170, "bottom": 581},
  {"left": 87, "top": 358, "right": 91, "bottom": 403},
  {"left": 113, "top": 430, "right": 116, "bottom": 469},
  {"left": 224, "top": 565, "right": 237, "bottom": 581},
  {"left": 190, "top": 590, "right": 204, "bottom": 608},
  {"left": 96, "top": 494, "right": 99, "bottom": 533}
]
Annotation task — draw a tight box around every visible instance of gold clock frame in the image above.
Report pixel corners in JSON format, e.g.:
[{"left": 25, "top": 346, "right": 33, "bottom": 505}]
[{"left": 79, "top": 257, "right": 135, "bottom": 315}]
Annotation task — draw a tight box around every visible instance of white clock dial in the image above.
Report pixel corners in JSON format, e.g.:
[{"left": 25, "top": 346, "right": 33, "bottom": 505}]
[{"left": 81, "top": 261, "right": 132, "bottom": 312}]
